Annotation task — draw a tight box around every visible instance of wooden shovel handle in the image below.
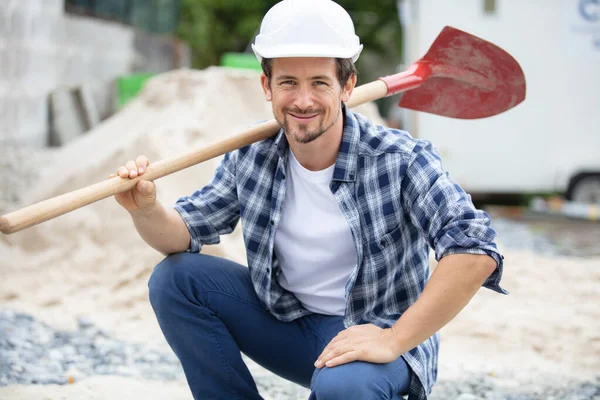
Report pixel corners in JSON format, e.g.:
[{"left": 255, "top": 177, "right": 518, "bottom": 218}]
[
  {"left": 0, "top": 80, "right": 390, "bottom": 235},
  {"left": 0, "top": 121, "right": 277, "bottom": 234}
]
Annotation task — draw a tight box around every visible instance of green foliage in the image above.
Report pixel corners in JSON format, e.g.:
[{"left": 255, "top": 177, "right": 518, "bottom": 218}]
[
  {"left": 177, "top": 0, "right": 403, "bottom": 75},
  {"left": 178, "top": 0, "right": 272, "bottom": 68},
  {"left": 340, "top": 0, "right": 403, "bottom": 61}
]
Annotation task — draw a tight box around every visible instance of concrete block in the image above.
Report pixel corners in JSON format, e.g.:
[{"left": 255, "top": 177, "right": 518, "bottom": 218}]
[
  {"left": 78, "top": 84, "right": 100, "bottom": 129},
  {"left": 49, "top": 87, "right": 87, "bottom": 147}
]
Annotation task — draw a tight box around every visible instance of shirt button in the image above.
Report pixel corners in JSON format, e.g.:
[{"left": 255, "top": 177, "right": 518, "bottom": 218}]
[
  {"left": 270, "top": 220, "right": 275, "bottom": 225},
  {"left": 266, "top": 268, "right": 271, "bottom": 274},
  {"left": 282, "top": 174, "right": 286, "bottom": 180}
]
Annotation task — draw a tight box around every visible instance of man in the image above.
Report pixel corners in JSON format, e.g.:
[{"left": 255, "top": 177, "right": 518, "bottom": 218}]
[{"left": 112, "top": 0, "right": 506, "bottom": 398}]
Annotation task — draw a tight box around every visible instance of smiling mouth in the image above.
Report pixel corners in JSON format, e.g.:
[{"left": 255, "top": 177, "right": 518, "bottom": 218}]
[{"left": 289, "top": 113, "right": 319, "bottom": 120}]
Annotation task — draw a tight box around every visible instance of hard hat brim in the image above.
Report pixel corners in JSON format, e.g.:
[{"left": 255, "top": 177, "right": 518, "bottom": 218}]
[{"left": 252, "top": 44, "right": 362, "bottom": 63}]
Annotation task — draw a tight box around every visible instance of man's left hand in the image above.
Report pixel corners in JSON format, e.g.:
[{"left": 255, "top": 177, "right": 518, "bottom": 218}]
[{"left": 314, "top": 324, "right": 401, "bottom": 368}]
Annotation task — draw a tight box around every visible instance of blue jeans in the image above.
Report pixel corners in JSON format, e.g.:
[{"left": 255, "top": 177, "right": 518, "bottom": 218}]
[{"left": 148, "top": 253, "right": 411, "bottom": 399}]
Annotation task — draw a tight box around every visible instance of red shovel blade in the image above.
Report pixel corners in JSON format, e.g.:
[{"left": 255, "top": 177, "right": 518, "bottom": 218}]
[{"left": 398, "top": 26, "right": 526, "bottom": 119}]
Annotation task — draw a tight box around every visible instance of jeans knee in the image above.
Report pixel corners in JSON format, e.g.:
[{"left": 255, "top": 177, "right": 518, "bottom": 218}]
[
  {"left": 149, "top": 253, "right": 188, "bottom": 290},
  {"left": 148, "top": 253, "right": 229, "bottom": 309},
  {"left": 312, "top": 364, "right": 383, "bottom": 400},
  {"left": 147, "top": 252, "right": 198, "bottom": 309}
]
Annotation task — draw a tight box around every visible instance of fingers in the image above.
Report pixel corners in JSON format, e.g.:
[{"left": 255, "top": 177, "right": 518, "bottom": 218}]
[
  {"left": 321, "top": 329, "right": 350, "bottom": 355},
  {"left": 316, "top": 342, "right": 358, "bottom": 368},
  {"left": 125, "top": 160, "right": 138, "bottom": 178},
  {"left": 315, "top": 325, "right": 376, "bottom": 369},
  {"left": 322, "top": 351, "right": 360, "bottom": 368},
  {"left": 329, "top": 332, "right": 347, "bottom": 345},
  {"left": 314, "top": 325, "right": 397, "bottom": 370},
  {"left": 136, "top": 155, "right": 149, "bottom": 175},
  {"left": 114, "top": 165, "right": 127, "bottom": 178},
  {"left": 317, "top": 338, "right": 350, "bottom": 367},
  {"left": 113, "top": 155, "right": 150, "bottom": 179}
]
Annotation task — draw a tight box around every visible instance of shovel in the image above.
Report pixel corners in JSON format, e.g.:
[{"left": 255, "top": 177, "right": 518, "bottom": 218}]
[{"left": 0, "top": 26, "right": 526, "bottom": 234}]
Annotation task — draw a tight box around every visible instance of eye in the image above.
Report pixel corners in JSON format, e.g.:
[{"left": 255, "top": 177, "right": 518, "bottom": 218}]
[
  {"left": 314, "top": 81, "right": 328, "bottom": 86},
  {"left": 280, "top": 80, "right": 295, "bottom": 85}
]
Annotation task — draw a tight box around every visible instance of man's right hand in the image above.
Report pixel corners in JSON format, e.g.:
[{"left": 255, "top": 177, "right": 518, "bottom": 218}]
[{"left": 110, "top": 155, "right": 157, "bottom": 214}]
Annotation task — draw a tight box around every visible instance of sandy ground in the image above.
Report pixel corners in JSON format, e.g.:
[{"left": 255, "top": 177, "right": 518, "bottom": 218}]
[
  {"left": 0, "top": 377, "right": 194, "bottom": 400},
  {"left": 1, "top": 68, "right": 598, "bottom": 399}
]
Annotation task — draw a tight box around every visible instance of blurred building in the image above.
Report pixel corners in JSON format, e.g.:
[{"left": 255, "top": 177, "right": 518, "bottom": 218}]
[{"left": 0, "top": 0, "right": 189, "bottom": 147}]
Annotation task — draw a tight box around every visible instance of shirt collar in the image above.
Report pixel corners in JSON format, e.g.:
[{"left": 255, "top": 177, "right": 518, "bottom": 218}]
[{"left": 272, "top": 103, "right": 359, "bottom": 182}]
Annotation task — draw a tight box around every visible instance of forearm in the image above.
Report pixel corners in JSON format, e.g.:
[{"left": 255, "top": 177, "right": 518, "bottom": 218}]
[
  {"left": 390, "top": 253, "right": 497, "bottom": 354},
  {"left": 130, "top": 201, "right": 191, "bottom": 255}
]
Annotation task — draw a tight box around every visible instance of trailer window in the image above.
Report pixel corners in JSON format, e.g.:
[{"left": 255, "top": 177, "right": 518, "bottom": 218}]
[{"left": 483, "top": 0, "right": 497, "bottom": 14}]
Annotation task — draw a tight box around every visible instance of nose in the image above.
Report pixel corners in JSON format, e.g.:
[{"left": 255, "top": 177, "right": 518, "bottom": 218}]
[{"left": 293, "top": 84, "right": 314, "bottom": 111}]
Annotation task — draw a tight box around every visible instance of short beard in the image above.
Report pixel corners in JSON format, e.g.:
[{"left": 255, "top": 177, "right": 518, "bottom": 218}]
[{"left": 278, "top": 107, "right": 340, "bottom": 144}]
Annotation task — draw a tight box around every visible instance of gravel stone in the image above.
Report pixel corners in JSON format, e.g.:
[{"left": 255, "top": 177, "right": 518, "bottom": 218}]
[{"left": 1, "top": 309, "right": 598, "bottom": 399}]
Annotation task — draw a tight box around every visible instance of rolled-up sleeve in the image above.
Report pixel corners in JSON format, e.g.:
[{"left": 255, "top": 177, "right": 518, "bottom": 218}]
[
  {"left": 173, "top": 152, "right": 240, "bottom": 253},
  {"left": 401, "top": 140, "right": 507, "bottom": 294}
]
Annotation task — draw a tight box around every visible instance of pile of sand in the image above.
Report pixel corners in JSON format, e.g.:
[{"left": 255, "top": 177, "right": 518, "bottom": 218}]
[{"left": 1, "top": 67, "right": 598, "bottom": 399}]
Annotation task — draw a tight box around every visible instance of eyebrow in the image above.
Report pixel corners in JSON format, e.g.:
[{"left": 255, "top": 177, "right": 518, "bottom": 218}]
[{"left": 275, "top": 75, "right": 333, "bottom": 81}]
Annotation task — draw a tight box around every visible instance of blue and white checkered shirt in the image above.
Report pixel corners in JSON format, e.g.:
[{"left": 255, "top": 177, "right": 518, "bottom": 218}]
[{"left": 174, "top": 105, "right": 506, "bottom": 400}]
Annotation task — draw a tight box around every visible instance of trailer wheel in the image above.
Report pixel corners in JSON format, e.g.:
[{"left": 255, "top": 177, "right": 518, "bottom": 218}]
[{"left": 566, "top": 173, "right": 600, "bottom": 204}]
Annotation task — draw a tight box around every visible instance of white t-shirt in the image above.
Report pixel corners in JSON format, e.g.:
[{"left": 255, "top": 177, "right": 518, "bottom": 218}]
[{"left": 273, "top": 150, "right": 357, "bottom": 316}]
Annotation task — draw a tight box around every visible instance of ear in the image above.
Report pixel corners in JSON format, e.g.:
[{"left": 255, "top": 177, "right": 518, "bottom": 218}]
[
  {"left": 260, "top": 74, "right": 272, "bottom": 101},
  {"left": 340, "top": 74, "right": 357, "bottom": 103}
]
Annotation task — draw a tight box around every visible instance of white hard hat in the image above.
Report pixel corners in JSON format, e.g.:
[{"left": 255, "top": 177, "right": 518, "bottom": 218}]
[{"left": 252, "top": 0, "right": 363, "bottom": 63}]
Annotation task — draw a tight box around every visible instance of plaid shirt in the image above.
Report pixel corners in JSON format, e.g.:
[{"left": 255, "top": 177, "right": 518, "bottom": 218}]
[{"left": 174, "top": 105, "right": 506, "bottom": 400}]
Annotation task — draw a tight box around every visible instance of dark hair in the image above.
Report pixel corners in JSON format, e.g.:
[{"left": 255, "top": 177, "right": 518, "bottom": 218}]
[{"left": 261, "top": 58, "right": 357, "bottom": 87}]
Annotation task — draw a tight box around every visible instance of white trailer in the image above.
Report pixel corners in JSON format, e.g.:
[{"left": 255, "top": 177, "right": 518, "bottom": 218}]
[{"left": 398, "top": 0, "right": 600, "bottom": 203}]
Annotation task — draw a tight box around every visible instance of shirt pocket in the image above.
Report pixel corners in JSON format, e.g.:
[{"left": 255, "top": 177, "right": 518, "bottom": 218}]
[
  {"left": 367, "top": 224, "right": 403, "bottom": 269},
  {"left": 377, "top": 224, "right": 403, "bottom": 251}
]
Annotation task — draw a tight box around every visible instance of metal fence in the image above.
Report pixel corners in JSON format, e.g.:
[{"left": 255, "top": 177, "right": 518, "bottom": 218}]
[{"left": 64, "top": 0, "right": 180, "bottom": 35}]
